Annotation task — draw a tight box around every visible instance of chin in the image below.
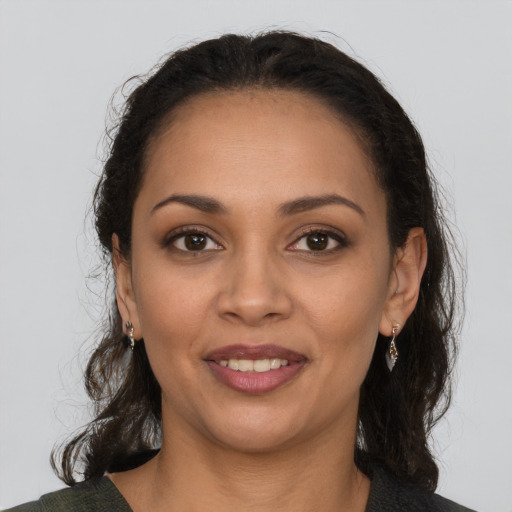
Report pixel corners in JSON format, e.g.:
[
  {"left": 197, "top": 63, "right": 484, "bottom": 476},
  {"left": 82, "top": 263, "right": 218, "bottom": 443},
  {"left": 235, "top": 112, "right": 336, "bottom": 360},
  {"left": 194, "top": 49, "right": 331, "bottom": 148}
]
[
  {"left": 214, "top": 428, "right": 301, "bottom": 455},
  {"left": 203, "top": 408, "right": 307, "bottom": 454}
]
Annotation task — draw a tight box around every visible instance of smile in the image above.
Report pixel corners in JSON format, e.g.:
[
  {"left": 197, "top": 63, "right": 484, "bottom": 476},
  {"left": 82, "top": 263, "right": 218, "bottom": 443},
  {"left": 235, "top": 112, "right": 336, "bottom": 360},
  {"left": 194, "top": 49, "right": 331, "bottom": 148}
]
[
  {"left": 219, "top": 358, "right": 289, "bottom": 372},
  {"left": 205, "top": 344, "right": 307, "bottom": 394}
]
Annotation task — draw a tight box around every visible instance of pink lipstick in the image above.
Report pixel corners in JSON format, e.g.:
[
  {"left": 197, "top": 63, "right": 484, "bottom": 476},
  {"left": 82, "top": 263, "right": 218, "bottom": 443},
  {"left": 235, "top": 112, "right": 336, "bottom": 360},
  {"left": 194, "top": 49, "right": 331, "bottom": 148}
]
[{"left": 205, "top": 344, "right": 307, "bottom": 394}]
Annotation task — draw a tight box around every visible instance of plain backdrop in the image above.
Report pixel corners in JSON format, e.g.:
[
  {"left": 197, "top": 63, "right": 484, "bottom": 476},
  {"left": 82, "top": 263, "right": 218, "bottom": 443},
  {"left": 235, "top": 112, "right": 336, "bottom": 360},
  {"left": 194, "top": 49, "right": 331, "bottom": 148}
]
[{"left": 1, "top": 1, "right": 511, "bottom": 510}]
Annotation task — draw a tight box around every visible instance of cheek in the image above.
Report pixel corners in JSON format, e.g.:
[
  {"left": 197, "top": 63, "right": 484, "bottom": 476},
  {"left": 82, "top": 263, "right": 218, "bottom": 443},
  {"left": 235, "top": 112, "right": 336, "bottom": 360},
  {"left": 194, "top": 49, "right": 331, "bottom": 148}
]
[
  {"left": 304, "top": 258, "right": 388, "bottom": 326},
  {"left": 134, "top": 273, "right": 214, "bottom": 408},
  {"left": 299, "top": 258, "right": 389, "bottom": 367},
  {"left": 133, "top": 260, "right": 215, "bottom": 358}
]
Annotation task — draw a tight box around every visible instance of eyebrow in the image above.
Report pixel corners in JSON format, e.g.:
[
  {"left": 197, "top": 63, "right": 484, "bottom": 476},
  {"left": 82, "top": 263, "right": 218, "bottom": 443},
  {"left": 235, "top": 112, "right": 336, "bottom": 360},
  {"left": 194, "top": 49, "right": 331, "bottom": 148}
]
[
  {"left": 151, "top": 193, "right": 365, "bottom": 217},
  {"left": 151, "top": 194, "right": 227, "bottom": 215},
  {"left": 278, "top": 194, "right": 365, "bottom": 217}
]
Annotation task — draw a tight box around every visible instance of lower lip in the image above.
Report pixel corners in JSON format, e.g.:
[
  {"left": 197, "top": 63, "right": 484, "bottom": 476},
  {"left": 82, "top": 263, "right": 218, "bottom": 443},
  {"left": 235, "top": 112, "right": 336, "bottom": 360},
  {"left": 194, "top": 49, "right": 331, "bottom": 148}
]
[{"left": 206, "top": 361, "right": 305, "bottom": 394}]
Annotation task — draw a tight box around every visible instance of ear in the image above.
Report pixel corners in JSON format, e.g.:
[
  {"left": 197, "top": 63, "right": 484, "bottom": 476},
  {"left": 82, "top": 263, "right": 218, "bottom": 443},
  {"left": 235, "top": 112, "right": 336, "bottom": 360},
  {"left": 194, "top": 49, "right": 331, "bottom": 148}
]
[
  {"left": 112, "top": 234, "right": 141, "bottom": 339},
  {"left": 379, "top": 227, "right": 428, "bottom": 336}
]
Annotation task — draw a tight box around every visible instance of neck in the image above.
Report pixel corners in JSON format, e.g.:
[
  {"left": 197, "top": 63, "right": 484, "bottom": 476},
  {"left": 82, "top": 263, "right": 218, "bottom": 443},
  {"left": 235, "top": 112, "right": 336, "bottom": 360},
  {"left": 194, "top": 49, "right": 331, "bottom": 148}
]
[
  {"left": 156, "top": 446, "right": 368, "bottom": 512},
  {"left": 114, "top": 414, "right": 370, "bottom": 512}
]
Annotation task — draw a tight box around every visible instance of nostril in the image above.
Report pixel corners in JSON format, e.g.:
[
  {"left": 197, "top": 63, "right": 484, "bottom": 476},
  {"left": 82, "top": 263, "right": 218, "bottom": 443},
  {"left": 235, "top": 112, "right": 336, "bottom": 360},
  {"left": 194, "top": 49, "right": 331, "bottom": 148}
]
[
  {"left": 215, "top": 261, "right": 293, "bottom": 325},
  {"left": 217, "top": 291, "right": 293, "bottom": 326}
]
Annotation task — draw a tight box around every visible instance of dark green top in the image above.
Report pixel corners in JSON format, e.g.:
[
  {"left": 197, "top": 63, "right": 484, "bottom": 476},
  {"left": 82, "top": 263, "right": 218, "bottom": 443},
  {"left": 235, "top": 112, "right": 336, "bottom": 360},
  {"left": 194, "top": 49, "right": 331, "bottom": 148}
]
[{"left": 3, "top": 467, "right": 476, "bottom": 511}]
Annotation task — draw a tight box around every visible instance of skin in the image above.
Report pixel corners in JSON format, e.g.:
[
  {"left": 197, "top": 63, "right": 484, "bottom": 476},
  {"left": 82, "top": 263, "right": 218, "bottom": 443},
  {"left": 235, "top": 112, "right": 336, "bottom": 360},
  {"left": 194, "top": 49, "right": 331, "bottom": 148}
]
[{"left": 112, "top": 90, "right": 427, "bottom": 512}]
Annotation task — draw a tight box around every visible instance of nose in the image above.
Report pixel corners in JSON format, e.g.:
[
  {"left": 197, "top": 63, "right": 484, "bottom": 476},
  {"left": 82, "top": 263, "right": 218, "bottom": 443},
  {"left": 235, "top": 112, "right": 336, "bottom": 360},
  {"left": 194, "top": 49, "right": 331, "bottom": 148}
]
[{"left": 216, "top": 248, "right": 293, "bottom": 327}]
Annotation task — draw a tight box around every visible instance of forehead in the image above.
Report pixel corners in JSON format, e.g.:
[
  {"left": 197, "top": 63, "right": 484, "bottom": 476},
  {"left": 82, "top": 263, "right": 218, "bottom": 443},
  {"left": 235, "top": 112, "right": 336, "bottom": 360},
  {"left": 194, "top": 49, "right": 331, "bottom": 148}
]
[{"left": 140, "top": 89, "right": 382, "bottom": 213}]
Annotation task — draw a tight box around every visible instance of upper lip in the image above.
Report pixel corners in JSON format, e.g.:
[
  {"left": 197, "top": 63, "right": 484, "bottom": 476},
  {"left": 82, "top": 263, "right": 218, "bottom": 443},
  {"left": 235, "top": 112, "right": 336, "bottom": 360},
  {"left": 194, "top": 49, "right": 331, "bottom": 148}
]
[{"left": 205, "top": 344, "right": 307, "bottom": 363}]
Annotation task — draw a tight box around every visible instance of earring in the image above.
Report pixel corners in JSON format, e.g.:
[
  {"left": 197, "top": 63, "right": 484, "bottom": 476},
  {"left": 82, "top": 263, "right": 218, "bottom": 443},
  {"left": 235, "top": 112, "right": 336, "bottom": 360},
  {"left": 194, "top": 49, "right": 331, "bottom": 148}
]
[
  {"left": 385, "top": 325, "right": 399, "bottom": 372},
  {"left": 126, "top": 321, "right": 135, "bottom": 351}
]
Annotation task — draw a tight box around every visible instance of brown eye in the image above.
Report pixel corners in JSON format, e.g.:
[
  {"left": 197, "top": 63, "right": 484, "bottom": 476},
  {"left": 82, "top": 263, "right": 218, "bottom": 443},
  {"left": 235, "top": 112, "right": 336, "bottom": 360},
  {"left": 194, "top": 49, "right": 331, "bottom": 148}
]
[
  {"left": 289, "top": 229, "right": 346, "bottom": 253},
  {"left": 306, "top": 232, "right": 329, "bottom": 250},
  {"left": 184, "top": 233, "right": 207, "bottom": 250},
  {"left": 170, "top": 230, "right": 223, "bottom": 252}
]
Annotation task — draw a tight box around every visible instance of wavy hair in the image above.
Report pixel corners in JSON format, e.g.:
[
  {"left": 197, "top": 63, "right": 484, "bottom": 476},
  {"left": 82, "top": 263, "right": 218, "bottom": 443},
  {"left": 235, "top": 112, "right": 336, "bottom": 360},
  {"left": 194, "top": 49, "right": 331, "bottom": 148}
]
[{"left": 52, "top": 31, "right": 462, "bottom": 491}]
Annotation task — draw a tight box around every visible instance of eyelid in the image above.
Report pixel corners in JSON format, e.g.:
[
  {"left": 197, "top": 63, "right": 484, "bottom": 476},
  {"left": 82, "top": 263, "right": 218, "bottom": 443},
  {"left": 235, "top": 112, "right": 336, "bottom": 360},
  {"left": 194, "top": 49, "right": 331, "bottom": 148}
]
[
  {"left": 161, "top": 224, "right": 347, "bottom": 253},
  {"left": 288, "top": 226, "right": 348, "bottom": 252},
  {"left": 162, "top": 226, "right": 224, "bottom": 251}
]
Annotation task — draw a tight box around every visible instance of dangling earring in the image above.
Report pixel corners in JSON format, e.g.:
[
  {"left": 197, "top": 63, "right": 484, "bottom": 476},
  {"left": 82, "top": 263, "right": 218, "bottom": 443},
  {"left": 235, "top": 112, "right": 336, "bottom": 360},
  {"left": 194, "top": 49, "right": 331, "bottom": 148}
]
[
  {"left": 385, "top": 325, "right": 399, "bottom": 372},
  {"left": 126, "top": 321, "right": 135, "bottom": 351}
]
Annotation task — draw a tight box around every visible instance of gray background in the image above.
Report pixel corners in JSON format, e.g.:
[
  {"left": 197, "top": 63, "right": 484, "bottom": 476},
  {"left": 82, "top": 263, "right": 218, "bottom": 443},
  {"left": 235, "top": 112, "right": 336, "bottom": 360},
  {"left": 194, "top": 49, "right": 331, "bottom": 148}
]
[{"left": 1, "top": 1, "right": 511, "bottom": 510}]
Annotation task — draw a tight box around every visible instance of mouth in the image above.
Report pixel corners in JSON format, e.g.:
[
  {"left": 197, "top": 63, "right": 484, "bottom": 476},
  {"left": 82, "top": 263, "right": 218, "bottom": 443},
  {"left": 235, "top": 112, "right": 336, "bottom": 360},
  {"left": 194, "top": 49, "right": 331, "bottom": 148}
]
[{"left": 204, "top": 344, "right": 307, "bottom": 395}]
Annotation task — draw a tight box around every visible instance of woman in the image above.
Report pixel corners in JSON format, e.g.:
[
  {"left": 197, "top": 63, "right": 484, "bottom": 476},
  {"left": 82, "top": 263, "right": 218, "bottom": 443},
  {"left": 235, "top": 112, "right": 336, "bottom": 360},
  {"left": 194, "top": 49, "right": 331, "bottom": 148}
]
[{"left": 6, "top": 31, "right": 474, "bottom": 511}]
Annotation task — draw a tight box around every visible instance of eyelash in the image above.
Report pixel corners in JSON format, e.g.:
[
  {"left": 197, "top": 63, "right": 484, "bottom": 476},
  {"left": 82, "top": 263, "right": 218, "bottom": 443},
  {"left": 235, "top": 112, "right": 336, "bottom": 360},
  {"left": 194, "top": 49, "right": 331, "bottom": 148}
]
[
  {"left": 163, "top": 226, "right": 348, "bottom": 254},
  {"left": 288, "top": 227, "right": 348, "bottom": 254},
  {"left": 163, "top": 227, "right": 223, "bottom": 252}
]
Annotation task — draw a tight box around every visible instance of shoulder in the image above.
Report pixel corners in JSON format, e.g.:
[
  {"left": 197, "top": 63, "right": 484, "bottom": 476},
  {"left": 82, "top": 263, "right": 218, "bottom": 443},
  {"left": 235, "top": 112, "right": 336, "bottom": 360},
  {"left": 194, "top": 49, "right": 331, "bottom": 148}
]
[
  {"left": 366, "top": 466, "right": 477, "bottom": 512},
  {"left": 2, "top": 477, "right": 131, "bottom": 512}
]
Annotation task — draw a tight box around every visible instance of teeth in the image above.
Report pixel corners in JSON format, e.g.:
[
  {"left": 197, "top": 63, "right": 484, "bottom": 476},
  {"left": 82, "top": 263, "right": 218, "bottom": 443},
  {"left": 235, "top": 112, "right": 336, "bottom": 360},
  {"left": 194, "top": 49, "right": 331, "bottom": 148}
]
[
  {"left": 219, "top": 358, "right": 290, "bottom": 372},
  {"left": 253, "top": 359, "right": 270, "bottom": 372},
  {"left": 238, "top": 359, "right": 254, "bottom": 372},
  {"left": 270, "top": 358, "right": 281, "bottom": 369}
]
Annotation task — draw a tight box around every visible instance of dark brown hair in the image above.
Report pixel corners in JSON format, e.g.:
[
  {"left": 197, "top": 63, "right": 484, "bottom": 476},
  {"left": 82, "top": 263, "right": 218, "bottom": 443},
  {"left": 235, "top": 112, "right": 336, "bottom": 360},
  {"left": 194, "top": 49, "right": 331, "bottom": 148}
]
[{"left": 52, "top": 31, "right": 462, "bottom": 491}]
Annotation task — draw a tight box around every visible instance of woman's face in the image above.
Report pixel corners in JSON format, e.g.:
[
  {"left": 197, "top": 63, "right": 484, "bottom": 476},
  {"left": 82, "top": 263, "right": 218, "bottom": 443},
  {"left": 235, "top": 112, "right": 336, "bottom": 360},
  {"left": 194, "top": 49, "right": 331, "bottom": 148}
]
[{"left": 117, "top": 90, "right": 403, "bottom": 452}]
